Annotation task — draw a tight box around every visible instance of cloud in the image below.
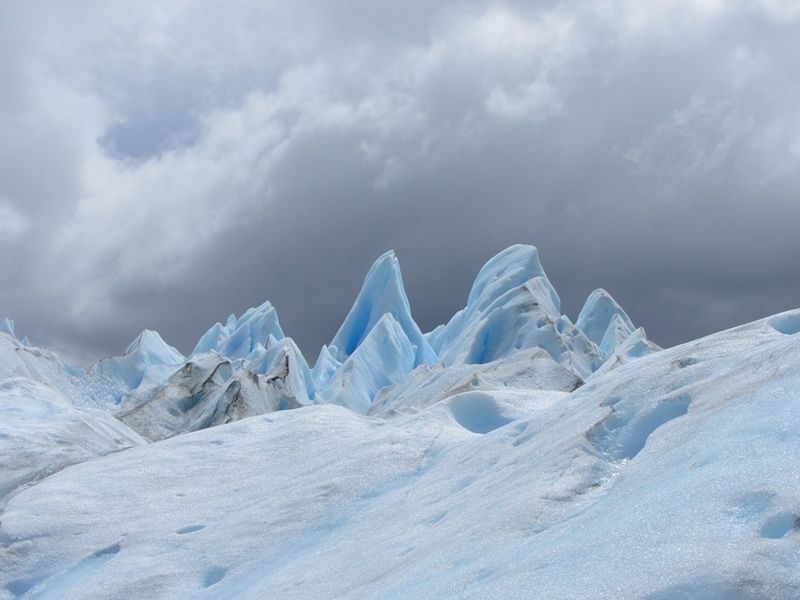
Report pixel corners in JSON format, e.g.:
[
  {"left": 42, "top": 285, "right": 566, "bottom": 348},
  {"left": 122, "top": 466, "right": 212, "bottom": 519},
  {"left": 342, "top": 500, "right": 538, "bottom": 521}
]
[
  {"left": 0, "top": 201, "right": 29, "bottom": 242},
  {"left": 485, "top": 80, "right": 563, "bottom": 121},
  {"left": 757, "top": 0, "right": 800, "bottom": 22},
  {"left": 624, "top": 96, "right": 749, "bottom": 175},
  {"left": 1, "top": 0, "right": 799, "bottom": 365}
]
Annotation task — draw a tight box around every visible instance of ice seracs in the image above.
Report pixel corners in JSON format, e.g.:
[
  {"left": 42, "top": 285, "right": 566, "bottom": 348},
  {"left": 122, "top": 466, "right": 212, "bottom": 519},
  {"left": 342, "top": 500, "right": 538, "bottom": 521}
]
[
  {"left": 314, "top": 250, "right": 437, "bottom": 411},
  {"left": 598, "top": 312, "right": 634, "bottom": 357},
  {"left": 575, "top": 289, "right": 635, "bottom": 349},
  {"left": 74, "top": 329, "right": 185, "bottom": 409},
  {"left": 117, "top": 351, "right": 304, "bottom": 441},
  {"left": 321, "top": 313, "right": 419, "bottom": 413},
  {"left": 117, "top": 311, "right": 315, "bottom": 439},
  {"left": 326, "top": 250, "right": 436, "bottom": 367},
  {"left": 192, "top": 301, "right": 285, "bottom": 359},
  {"left": 429, "top": 245, "right": 605, "bottom": 379},
  {"left": 312, "top": 246, "right": 653, "bottom": 412},
  {"left": 0, "top": 245, "right": 657, "bottom": 430},
  {"left": 1, "top": 317, "right": 15, "bottom": 337},
  {"left": 244, "top": 336, "right": 317, "bottom": 403}
]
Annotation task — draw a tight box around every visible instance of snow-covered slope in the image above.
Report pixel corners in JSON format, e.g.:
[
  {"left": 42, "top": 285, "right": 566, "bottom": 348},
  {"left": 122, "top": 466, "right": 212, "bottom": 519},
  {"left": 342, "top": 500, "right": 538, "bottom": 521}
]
[
  {"left": 368, "top": 346, "right": 582, "bottom": 416},
  {"left": 2, "top": 310, "right": 800, "bottom": 598},
  {"left": 0, "top": 377, "right": 145, "bottom": 508}
]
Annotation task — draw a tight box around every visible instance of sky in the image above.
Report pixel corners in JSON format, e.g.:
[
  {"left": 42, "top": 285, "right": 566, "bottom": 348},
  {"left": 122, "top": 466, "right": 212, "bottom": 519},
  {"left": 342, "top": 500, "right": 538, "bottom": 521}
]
[{"left": 1, "top": 0, "right": 800, "bottom": 367}]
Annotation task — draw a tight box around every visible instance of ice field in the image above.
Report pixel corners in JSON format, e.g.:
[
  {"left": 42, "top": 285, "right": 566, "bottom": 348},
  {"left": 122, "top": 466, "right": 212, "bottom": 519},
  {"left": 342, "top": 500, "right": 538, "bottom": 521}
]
[{"left": 2, "top": 246, "right": 799, "bottom": 598}]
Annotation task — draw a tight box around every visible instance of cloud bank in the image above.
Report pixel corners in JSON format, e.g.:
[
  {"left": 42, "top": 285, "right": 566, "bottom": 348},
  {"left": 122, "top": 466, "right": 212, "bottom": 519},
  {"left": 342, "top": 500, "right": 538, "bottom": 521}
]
[{"left": 1, "top": 0, "right": 799, "bottom": 365}]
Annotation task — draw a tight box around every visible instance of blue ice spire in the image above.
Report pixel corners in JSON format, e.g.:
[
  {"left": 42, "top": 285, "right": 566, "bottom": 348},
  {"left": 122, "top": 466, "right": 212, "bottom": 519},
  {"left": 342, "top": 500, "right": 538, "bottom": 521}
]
[
  {"left": 575, "top": 289, "right": 635, "bottom": 348},
  {"left": 327, "top": 250, "right": 437, "bottom": 368},
  {"left": 1, "top": 318, "right": 15, "bottom": 338}
]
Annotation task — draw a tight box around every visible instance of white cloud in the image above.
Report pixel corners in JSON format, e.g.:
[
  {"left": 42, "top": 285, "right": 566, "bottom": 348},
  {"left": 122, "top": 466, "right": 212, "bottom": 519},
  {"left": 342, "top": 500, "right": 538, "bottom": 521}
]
[
  {"left": 486, "top": 80, "right": 563, "bottom": 121},
  {"left": 0, "top": 201, "right": 29, "bottom": 242},
  {"left": 757, "top": 0, "right": 800, "bottom": 22},
  {"left": 608, "top": 0, "right": 727, "bottom": 37},
  {"left": 624, "top": 96, "right": 748, "bottom": 176}
]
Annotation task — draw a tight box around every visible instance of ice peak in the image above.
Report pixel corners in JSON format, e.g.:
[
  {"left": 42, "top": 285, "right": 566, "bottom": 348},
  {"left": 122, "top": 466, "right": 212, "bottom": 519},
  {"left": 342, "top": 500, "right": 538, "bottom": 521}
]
[
  {"left": 432, "top": 245, "right": 571, "bottom": 366},
  {"left": 466, "top": 245, "right": 560, "bottom": 316},
  {"left": 124, "top": 330, "right": 184, "bottom": 365},
  {"left": 1, "top": 318, "right": 15, "bottom": 338},
  {"left": 79, "top": 329, "right": 185, "bottom": 408},
  {"left": 193, "top": 300, "right": 285, "bottom": 359},
  {"left": 576, "top": 289, "right": 635, "bottom": 347},
  {"left": 328, "top": 250, "right": 436, "bottom": 367}
]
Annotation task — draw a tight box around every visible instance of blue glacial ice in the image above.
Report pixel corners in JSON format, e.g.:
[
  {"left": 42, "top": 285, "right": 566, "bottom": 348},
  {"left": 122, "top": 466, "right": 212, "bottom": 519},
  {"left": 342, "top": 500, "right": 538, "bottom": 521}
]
[
  {"left": 312, "top": 250, "right": 438, "bottom": 410},
  {"left": 73, "top": 329, "right": 185, "bottom": 409},
  {"left": 321, "top": 313, "right": 419, "bottom": 413},
  {"left": 327, "top": 250, "right": 437, "bottom": 367},
  {"left": 1, "top": 318, "right": 15, "bottom": 337},
  {"left": 2, "top": 245, "right": 658, "bottom": 428},
  {"left": 193, "top": 301, "right": 285, "bottom": 359},
  {"left": 575, "top": 289, "right": 635, "bottom": 350},
  {"left": 430, "top": 245, "right": 608, "bottom": 379}
]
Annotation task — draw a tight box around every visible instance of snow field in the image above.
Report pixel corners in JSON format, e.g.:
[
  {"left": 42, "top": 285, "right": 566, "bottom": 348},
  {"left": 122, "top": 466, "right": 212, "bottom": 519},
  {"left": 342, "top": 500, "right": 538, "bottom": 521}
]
[{"left": 3, "top": 313, "right": 800, "bottom": 598}]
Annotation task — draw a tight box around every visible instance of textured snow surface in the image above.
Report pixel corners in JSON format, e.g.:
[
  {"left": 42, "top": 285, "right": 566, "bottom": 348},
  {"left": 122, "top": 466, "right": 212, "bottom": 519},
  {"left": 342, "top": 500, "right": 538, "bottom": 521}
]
[
  {"left": 5, "top": 246, "right": 798, "bottom": 598},
  {"left": 2, "top": 312, "right": 800, "bottom": 598},
  {"left": 0, "top": 378, "right": 145, "bottom": 507},
  {"left": 369, "top": 346, "right": 581, "bottom": 416}
]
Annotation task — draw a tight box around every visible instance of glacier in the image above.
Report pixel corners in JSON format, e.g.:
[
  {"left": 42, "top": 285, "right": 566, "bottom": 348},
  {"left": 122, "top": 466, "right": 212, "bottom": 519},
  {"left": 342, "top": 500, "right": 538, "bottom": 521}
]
[{"left": 2, "top": 244, "right": 799, "bottom": 599}]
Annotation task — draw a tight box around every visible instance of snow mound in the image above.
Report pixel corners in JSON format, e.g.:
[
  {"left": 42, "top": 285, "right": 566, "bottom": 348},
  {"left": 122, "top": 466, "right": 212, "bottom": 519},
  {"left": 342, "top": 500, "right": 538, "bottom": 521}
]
[
  {"left": 444, "top": 391, "right": 515, "bottom": 433},
  {"left": 768, "top": 310, "right": 800, "bottom": 336},
  {"left": 0, "top": 377, "right": 145, "bottom": 507},
  {"left": 369, "top": 346, "right": 580, "bottom": 416}
]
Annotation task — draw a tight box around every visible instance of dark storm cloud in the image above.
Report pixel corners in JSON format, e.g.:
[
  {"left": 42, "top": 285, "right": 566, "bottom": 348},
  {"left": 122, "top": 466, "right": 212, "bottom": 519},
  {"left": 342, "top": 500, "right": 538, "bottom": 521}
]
[{"left": 1, "top": 0, "right": 800, "bottom": 366}]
